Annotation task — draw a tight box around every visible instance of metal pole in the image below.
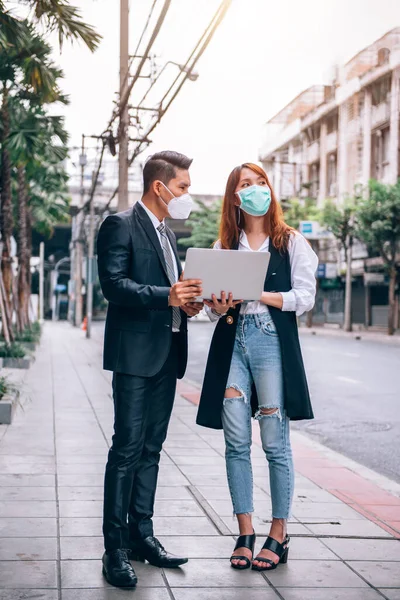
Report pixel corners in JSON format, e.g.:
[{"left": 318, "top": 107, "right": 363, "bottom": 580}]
[
  {"left": 86, "top": 173, "right": 96, "bottom": 339},
  {"left": 75, "top": 134, "right": 86, "bottom": 326},
  {"left": 118, "top": 0, "right": 130, "bottom": 212},
  {"left": 39, "top": 241, "right": 44, "bottom": 323}
]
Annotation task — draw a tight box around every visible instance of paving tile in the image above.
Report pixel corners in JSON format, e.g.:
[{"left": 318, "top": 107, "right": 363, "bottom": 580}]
[
  {"left": 61, "top": 559, "right": 164, "bottom": 588},
  {"left": 59, "top": 500, "right": 103, "bottom": 518},
  {"left": 209, "top": 498, "right": 272, "bottom": 517},
  {"left": 293, "top": 489, "right": 344, "bottom": 503},
  {"left": 286, "top": 537, "right": 338, "bottom": 560},
  {"left": 363, "top": 505, "right": 400, "bottom": 521},
  {"left": 0, "top": 560, "right": 57, "bottom": 588},
  {"left": 157, "top": 535, "right": 235, "bottom": 559},
  {"left": 173, "top": 456, "right": 226, "bottom": 466},
  {"left": 60, "top": 517, "right": 102, "bottom": 537},
  {"left": 154, "top": 500, "right": 205, "bottom": 517},
  {"left": 164, "top": 558, "right": 268, "bottom": 587},
  {"left": 0, "top": 463, "right": 55, "bottom": 475},
  {"left": 348, "top": 561, "right": 400, "bottom": 587},
  {"left": 0, "top": 537, "right": 57, "bottom": 561},
  {"left": 291, "top": 502, "right": 365, "bottom": 520},
  {"left": 57, "top": 487, "right": 103, "bottom": 501},
  {"left": 153, "top": 516, "right": 218, "bottom": 535},
  {"left": 56, "top": 454, "right": 107, "bottom": 464},
  {"left": 62, "top": 590, "right": 170, "bottom": 600},
  {"left": 266, "top": 559, "right": 367, "bottom": 587},
  {"left": 167, "top": 448, "right": 222, "bottom": 459},
  {"left": 58, "top": 473, "right": 104, "bottom": 487},
  {"left": 57, "top": 463, "right": 106, "bottom": 475},
  {"left": 0, "top": 501, "right": 56, "bottom": 518},
  {"left": 172, "top": 589, "right": 280, "bottom": 599},
  {"left": 155, "top": 486, "right": 192, "bottom": 500},
  {"left": 379, "top": 590, "right": 400, "bottom": 600},
  {"left": 277, "top": 589, "right": 383, "bottom": 599},
  {"left": 60, "top": 537, "right": 103, "bottom": 560},
  {"left": 305, "top": 520, "right": 392, "bottom": 537},
  {"left": 324, "top": 538, "right": 400, "bottom": 561},
  {"left": 0, "top": 592, "right": 58, "bottom": 600},
  {"left": 0, "top": 474, "right": 55, "bottom": 487},
  {"left": 0, "top": 518, "right": 57, "bottom": 538}
]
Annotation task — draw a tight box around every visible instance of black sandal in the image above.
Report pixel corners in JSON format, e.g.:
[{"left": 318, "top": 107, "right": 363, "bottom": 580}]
[
  {"left": 251, "top": 534, "right": 290, "bottom": 571},
  {"left": 230, "top": 532, "right": 256, "bottom": 570}
]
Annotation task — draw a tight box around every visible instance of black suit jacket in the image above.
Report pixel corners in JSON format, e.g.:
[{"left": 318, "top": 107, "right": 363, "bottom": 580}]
[{"left": 97, "top": 202, "right": 188, "bottom": 378}]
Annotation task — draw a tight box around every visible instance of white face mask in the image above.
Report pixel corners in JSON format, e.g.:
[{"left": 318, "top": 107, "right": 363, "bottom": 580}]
[{"left": 159, "top": 182, "right": 194, "bottom": 220}]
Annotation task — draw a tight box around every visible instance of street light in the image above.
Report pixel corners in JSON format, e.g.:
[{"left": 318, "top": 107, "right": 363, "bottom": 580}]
[{"left": 137, "top": 60, "right": 199, "bottom": 109}]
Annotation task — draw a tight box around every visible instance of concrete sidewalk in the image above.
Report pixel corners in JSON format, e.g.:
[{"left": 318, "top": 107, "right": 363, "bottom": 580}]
[{"left": 0, "top": 321, "right": 399, "bottom": 599}]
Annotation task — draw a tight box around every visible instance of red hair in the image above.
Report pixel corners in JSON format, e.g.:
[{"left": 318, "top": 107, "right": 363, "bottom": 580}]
[{"left": 219, "top": 163, "right": 293, "bottom": 252}]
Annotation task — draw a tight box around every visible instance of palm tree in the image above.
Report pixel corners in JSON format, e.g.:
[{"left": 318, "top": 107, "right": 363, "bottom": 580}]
[
  {"left": 0, "top": 0, "right": 101, "bottom": 52},
  {"left": 0, "top": 25, "right": 63, "bottom": 328},
  {"left": 8, "top": 105, "right": 69, "bottom": 328}
]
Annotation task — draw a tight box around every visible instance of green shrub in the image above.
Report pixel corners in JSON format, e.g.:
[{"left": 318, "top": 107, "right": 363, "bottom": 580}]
[
  {"left": 0, "top": 342, "right": 26, "bottom": 358},
  {"left": 0, "top": 376, "right": 8, "bottom": 399},
  {"left": 14, "top": 329, "right": 39, "bottom": 343}
]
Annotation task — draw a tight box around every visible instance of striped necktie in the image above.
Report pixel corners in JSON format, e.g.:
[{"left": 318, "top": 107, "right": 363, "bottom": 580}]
[{"left": 157, "top": 223, "right": 181, "bottom": 331}]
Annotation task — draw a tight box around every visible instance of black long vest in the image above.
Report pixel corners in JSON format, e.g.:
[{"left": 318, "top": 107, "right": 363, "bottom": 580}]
[{"left": 196, "top": 240, "right": 314, "bottom": 430}]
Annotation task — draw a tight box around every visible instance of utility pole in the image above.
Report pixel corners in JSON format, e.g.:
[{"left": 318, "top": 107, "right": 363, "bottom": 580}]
[
  {"left": 118, "top": 0, "right": 129, "bottom": 212},
  {"left": 74, "top": 134, "right": 86, "bottom": 326},
  {"left": 86, "top": 170, "right": 96, "bottom": 339},
  {"left": 39, "top": 241, "right": 44, "bottom": 323}
]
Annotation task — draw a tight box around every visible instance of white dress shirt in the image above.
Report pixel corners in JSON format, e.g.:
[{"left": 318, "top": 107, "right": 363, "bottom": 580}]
[
  {"left": 138, "top": 200, "right": 180, "bottom": 331},
  {"left": 207, "top": 230, "right": 318, "bottom": 321}
]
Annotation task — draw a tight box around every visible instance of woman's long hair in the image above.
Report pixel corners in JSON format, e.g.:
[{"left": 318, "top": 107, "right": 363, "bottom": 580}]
[{"left": 218, "top": 163, "right": 293, "bottom": 252}]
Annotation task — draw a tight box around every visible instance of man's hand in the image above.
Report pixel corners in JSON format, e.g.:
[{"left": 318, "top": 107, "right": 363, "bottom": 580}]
[
  {"left": 181, "top": 302, "right": 204, "bottom": 317},
  {"left": 204, "top": 291, "right": 242, "bottom": 315},
  {"left": 169, "top": 279, "right": 202, "bottom": 307}
]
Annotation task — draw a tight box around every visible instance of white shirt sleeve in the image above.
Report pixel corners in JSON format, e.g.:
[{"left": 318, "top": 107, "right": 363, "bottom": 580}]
[
  {"left": 205, "top": 240, "right": 224, "bottom": 322},
  {"left": 280, "top": 232, "right": 318, "bottom": 316}
]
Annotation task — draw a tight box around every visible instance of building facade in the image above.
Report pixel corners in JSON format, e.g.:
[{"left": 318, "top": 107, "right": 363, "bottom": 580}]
[{"left": 259, "top": 28, "right": 400, "bottom": 329}]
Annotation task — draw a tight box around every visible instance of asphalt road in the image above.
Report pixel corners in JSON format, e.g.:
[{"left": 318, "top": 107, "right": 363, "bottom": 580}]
[{"left": 185, "top": 319, "right": 400, "bottom": 484}]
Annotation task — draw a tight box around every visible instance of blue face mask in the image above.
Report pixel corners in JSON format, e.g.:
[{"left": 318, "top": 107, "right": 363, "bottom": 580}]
[{"left": 236, "top": 184, "right": 272, "bottom": 217}]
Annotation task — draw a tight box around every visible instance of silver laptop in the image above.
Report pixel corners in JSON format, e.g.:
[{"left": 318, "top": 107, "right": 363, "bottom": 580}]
[{"left": 184, "top": 248, "right": 270, "bottom": 301}]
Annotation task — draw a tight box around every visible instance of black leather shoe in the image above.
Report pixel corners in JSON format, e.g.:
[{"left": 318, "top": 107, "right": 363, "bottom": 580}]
[
  {"left": 102, "top": 549, "right": 138, "bottom": 588},
  {"left": 128, "top": 536, "right": 188, "bottom": 568}
]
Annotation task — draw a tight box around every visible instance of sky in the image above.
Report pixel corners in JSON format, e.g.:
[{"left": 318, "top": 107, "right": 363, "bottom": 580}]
[{"left": 41, "top": 0, "right": 400, "bottom": 195}]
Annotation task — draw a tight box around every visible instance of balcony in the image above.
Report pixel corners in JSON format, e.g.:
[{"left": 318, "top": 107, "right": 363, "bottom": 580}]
[
  {"left": 346, "top": 117, "right": 362, "bottom": 138},
  {"left": 307, "top": 141, "right": 320, "bottom": 164},
  {"left": 371, "top": 100, "right": 390, "bottom": 129},
  {"left": 326, "top": 131, "right": 338, "bottom": 153}
]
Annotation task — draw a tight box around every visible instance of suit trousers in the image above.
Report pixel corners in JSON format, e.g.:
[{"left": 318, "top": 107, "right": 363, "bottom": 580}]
[{"left": 103, "top": 334, "right": 179, "bottom": 551}]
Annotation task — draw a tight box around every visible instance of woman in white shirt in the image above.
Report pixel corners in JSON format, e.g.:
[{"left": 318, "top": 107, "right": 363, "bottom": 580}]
[{"left": 196, "top": 162, "right": 318, "bottom": 572}]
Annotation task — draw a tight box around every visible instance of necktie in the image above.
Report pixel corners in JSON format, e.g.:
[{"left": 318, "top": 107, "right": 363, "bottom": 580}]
[{"left": 157, "top": 223, "right": 181, "bottom": 331}]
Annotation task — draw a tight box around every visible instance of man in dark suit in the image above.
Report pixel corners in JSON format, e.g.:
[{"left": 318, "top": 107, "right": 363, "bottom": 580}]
[{"left": 97, "top": 151, "right": 203, "bottom": 588}]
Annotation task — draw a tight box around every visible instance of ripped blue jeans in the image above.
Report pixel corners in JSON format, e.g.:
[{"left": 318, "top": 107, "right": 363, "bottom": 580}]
[{"left": 222, "top": 313, "right": 294, "bottom": 519}]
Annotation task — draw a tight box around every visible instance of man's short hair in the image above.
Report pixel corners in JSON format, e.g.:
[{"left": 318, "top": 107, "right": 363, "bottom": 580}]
[{"left": 142, "top": 151, "right": 193, "bottom": 194}]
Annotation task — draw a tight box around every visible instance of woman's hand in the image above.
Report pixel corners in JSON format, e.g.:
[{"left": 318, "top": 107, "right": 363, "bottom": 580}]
[
  {"left": 260, "top": 291, "right": 283, "bottom": 309},
  {"left": 204, "top": 292, "right": 243, "bottom": 315}
]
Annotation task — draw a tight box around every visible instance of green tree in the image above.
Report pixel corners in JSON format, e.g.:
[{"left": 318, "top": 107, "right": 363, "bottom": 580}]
[
  {"left": 283, "top": 197, "right": 320, "bottom": 327},
  {"left": 356, "top": 179, "right": 400, "bottom": 335},
  {"left": 8, "top": 106, "right": 69, "bottom": 328},
  {"left": 179, "top": 198, "right": 222, "bottom": 249},
  {"left": 282, "top": 197, "right": 319, "bottom": 230},
  {"left": 0, "top": 0, "right": 101, "bottom": 52},
  {"left": 0, "top": 26, "right": 64, "bottom": 328},
  {"left": 320, "top": 198, "right": 358, "bottom": 332}
]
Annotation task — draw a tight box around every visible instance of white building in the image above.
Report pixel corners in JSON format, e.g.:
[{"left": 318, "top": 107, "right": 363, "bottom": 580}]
[
  {"left": 260, "top": 28, "right": 400, "bottom": 204},
  {"left": 259, "top": 29, "right": 400, "bottom": 329}
]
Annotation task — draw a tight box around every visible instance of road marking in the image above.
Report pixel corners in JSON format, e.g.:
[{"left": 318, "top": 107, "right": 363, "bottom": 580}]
[{"left": 337, "top": 376, "right": 361, "bottom": 384}]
